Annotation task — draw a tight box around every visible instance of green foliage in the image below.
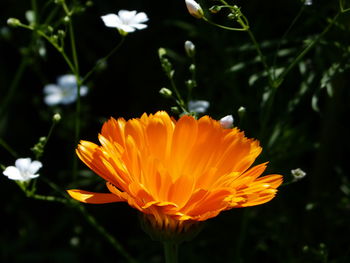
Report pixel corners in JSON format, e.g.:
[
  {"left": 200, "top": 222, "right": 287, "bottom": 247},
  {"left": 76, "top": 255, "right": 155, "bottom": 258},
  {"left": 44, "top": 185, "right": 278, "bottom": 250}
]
[{"left": 1, "top": 0, "right": 350, "bottom": 262}]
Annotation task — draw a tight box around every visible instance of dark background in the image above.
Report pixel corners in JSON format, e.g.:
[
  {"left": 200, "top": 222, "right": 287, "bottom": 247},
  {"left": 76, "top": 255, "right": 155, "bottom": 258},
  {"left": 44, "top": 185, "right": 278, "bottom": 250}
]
[{"left": 1, "top": 0, "right": 350, "bottom": 262}]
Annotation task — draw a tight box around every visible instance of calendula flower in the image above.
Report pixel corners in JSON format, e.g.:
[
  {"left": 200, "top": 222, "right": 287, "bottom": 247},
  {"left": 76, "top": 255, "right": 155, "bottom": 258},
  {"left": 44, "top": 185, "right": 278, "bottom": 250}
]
[
  {"left": 68, "top": 111, "right": 282, "bottom": 235},
  {"left": 3, "top": 158, "right": 42, "bottom": 182},
  {"left": 43, "top": 74, "right": 88, "bottom": 106},
  {"left": 101, "top": 10, "right": 148, "bottom": 35},
  {"left": 185, "top": 0, "right": 204, "bottom": 19}
]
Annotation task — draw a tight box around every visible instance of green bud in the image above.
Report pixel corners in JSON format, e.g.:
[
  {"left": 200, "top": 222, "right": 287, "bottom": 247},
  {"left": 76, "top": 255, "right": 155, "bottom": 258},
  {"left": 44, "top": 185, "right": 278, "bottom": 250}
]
[
  {"left": 25, "top": 10, "right": 36, "bottom": 25},
  {"left": 57, "top": 29, "right": 65, "bottom": 38},
  {"left": 51, "top": 35, "right": 58, "bottom": 43},
  {"left": 237, "top": 106, "right": 246, "bottom": 120},
  {"left": 185, "top": 80, "right": 196, "bottom": 89},
  {"left": 189, "top": 64, "right": 196, "bottom": 73},
  {"left": 7, "top": 18, "right": 21, "bottom": 27},
  {"left": 228, "top": 13, "right": 238, "bottom": 20},
  {"left": 158, "top": 47, "right": 167, "bottom": 58},
  {"left": 86, "top": 1, "right": 94, "bottom": 7},
  {"left": 63, "top": 16, "right": 70, "bottom": 23},
  {"left": 171, "top": 106, "right": 180, "bottom": 114},
  {"left": 39, "top": 137, "right": 47, "bottom": 144},
  {"left": 209, "top": 5, "right": 222, "bottom": 13},
  {"left": 53, "top": 113, "right": 62, "bottom": 122},
  {"left": 159, "top": 88, "right": 173, "bottom": 98},
  {"left": 47, "top": 25, "right": 54, "bottom": 33}
]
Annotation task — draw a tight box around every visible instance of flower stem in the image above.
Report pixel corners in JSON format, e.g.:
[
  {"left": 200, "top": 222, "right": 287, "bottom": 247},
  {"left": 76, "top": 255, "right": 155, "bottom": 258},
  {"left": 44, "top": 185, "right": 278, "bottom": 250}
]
[
  {"left": 82, "top": 36, "right": 125, "bottom": 83},
  {"left": 163, "top": 242, "right": 179, "bottom": 263},
  {"left": 276, "top": 11, "right": 343, "bottom": 87}
]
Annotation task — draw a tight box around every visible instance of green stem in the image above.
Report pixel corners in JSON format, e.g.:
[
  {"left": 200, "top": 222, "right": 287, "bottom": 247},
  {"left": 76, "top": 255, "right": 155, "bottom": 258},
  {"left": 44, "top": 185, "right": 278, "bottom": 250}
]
[
  {"left": 0, "top": 138, "right": 18, "bottom": 158},
  {"left": 23, "top": 178, "right": 138, "bottom": 263},
  {"left": 27, "top": 192, "right": 67, "bottom": 203},
  {"left": 61, "top": 3, "right": 81, "bottom": 181},
  {"left": 31, "top": 0, "right": 38, "bottom": 24},
  {"left": 169, "top": 76, "right": 188, "bottom": 114},
  {"left": 246, "top": 29, "right": 274, "bottom": 86},
  {"left": 163, "top": 242, "right": 179, "bottom": 263},
  {"left": 82, "top": 36, "right": 126, "bottom": 83},
  {"left": 77, "top": 205, "right": 138, "bottom": 263},
  {"left": 271, "top": 6, "right": 305, "bottom": 77},
  {"left": 203, "top": 17, "right": 248, "bottom": 31},
  {"left": 20, "top": 24, "right": 76, "bottom": 73},
  {"left": 277, "top": 12, "right": 342, "bottom": 87},
  {"left": 233, "top": 210, "right": 249, "bottom": 262}
]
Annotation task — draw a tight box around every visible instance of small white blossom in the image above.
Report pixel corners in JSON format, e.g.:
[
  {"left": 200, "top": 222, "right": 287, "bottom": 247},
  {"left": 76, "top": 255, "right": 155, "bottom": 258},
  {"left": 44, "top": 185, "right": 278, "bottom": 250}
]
[
  {"left": 184, "top": 40, "right": 196, "bottom": 57},
  {"left": 220, "top": 115, "right": 234, "bottom": 128},
  {"left": 185, "top": 0, "right": 204, "bottom": 19},
  {"left": 291, "top": 168, "right": 306, "bottom": 181},
  {"left": 304, "top": 0, "right": 312, "bottom": 6},
  {"left": 43, "top": 74, "right": 88, "bottom": 106},
  {"left": 188, "top": 100, "right": 210, "bottom": 114},
  {"left": 101, "top": 10, "right": 148, "bottom": 35},
  {"left": 3, "top": 158, "right": 42, "bottom": 182}
]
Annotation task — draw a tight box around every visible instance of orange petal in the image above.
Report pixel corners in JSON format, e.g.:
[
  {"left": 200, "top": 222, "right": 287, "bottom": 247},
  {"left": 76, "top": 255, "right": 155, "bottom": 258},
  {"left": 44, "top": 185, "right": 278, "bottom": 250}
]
[{"left": 67, "top": 189, "right": 125, "bottom": 204}]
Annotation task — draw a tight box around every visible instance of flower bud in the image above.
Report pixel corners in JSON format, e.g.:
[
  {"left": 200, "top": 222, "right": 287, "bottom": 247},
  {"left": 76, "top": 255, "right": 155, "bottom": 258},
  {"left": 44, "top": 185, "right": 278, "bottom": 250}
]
[
  {"left": 184, "top": 40, "right": 195, "bottom": 57},
  {"left": 209, "top": 5, "right": 222, "bottom": 13},
  {"left": 185, "top": 0, "right": 204, "bottom": 19},
  {"left": 57, "top": 29, "right": 65, "bottom": 38},
  {"left": 25, "top": 10, "right": 36, "bottom": 25},
  {"left": 7, "top": 18, "right": 21, "bottom": 27},
  {"left": 291, "top": 168, "right": 306, "bottom": 182},
  {"left": 219, "top": 115, "right": 234, "bottom": 128},
  {"left": 159, "top": 87, "right": 173, "bottom": 98},
  {"left": 237, "top": 106, "right": 246, "bottom": 119},
  {"left": 63, "top": 16, "right": 70, "bottom": 23},
  {"left": 53, "top": 113, "right": 62, "bottom": 122}
]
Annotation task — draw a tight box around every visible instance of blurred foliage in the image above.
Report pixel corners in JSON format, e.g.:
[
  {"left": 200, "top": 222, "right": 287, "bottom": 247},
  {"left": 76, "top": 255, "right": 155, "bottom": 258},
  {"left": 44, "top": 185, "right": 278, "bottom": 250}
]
[{"left": 1, "top": 0, "right": 350, "bottom": 262}]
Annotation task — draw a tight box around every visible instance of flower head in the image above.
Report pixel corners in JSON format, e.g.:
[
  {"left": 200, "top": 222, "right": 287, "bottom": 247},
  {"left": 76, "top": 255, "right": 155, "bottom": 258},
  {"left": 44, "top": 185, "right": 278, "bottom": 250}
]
[
  {"left": 188, "top": 100, "right": 210, "bottom": 114},
  {"left": 184, "top": 40, "right": 196, "bottom": 58},
  {"left": 3, "top": 158, "right": 42, "bottom": 182},
  {"left": 68, "top": 111, "right": 282, "bottom": 233},
  {"left": 101, "top": 10, "right": 148, "bottom": 35},
  {"left": 43, "top": 74, "right": 88, "bottom": 106},
  {"left": 185, "top": 0, "right": 204, "bottom": 19},
  {"left": 291, "top": 168, "right": 306, "bottom": 182},
  {"left": 220, "top": 115, "right": 234, "bottom": 128}
]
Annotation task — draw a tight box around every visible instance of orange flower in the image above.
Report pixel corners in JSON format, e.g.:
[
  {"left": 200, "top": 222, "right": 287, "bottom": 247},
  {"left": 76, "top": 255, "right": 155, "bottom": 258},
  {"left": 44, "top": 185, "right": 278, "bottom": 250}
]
[{"left": 68, "top": 111, "right": 282, "bottom": 232}]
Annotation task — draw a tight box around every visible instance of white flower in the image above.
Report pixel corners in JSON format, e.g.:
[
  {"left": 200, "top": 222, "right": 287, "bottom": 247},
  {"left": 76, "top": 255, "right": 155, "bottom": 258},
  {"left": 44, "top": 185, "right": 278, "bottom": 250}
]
[
  {"left": 291, "top": 168, "right": 307, "bottom": 182},
  {"left": 220, "top": 115, "right": 234, "bottom": 128},
  {"left": 304, "top": 0, "right": 312, "bottom": 6},
  {"left": 188, "top": 100, "right": 210, "bottom": 114},
  {"left": 185, "top": 0, "right": 204, "bottom": 19},
  {"left": 101, "top": 10, "right": 148, "bottom": 35},
  {"left": 3, "top": 158, "right": 42, "bottom": 182},
  {"left": 43, "top": 74, "right": 88, "bottom": 106},
  {"left": 184, "top": 40, "right": 196, "bottom": 57}
]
